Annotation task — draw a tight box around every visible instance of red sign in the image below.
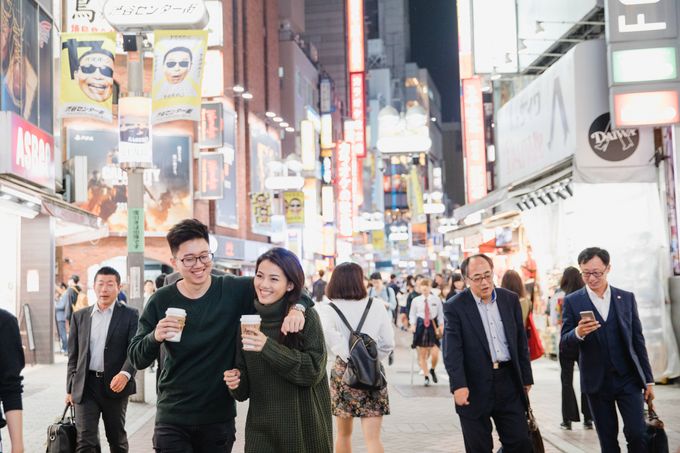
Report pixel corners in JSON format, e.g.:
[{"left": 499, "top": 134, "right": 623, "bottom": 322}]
[
  {"left": 613, "top": 90, "right": 680, "bottom": 127},
  {"left": 461, "top": 77, "right": 487, "bottom": 204},
  {"left": 198, "top": 152, "right": 225, "bottom": 199},
  {"left": 335, "top": 142, "right": 354, "bottom": 238},
  {"left": 350, "top": 72, "right": 366, "bottom": 158},
  {"left": 346, "top": 0, "right": 364, "bottom": 73},
  {"left": 199, "top": 102, "right": 224, "bottom": 148},
  {"left": 7, "top": 113, "right": 55, "bottom": 189}
]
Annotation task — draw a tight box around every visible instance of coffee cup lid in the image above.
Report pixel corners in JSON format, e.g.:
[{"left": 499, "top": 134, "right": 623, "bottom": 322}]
[
  {"left": 240, "top": 314, "right": 261, "bottom": 323},
  {"left": 166, "top": 308, "right": 187, "bottom": 317}
]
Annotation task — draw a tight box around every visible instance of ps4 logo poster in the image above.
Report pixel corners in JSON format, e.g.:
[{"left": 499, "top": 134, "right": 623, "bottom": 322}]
[{"left": 588, "top": 112, "right": 639, "bottom": 162}]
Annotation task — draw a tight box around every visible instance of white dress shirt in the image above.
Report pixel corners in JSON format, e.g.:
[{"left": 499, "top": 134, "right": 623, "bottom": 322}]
[
  {"left": 89, "top": 303, "right": 115, "bottom": 372},
  {"left": 317, "top": 298, "right": 395, "bottom": 362},
  {"left": 408, "top": 294, "right": 444, "bottom": 327},
  {"left": 586, "top": 284, "right": 611, "bottom": 321}
]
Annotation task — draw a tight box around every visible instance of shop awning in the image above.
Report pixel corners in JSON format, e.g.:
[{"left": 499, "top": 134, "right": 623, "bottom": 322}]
[
  {"left": 453, "top": 156, "right": 573, "bottom": 221},
  {"left": 41, "top": 197, "right": 109, "bottom": 246}
]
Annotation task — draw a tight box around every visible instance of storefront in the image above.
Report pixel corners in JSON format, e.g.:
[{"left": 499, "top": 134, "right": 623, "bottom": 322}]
[{"left": 454, "top": 40, "right": 680, "bottom": 379}]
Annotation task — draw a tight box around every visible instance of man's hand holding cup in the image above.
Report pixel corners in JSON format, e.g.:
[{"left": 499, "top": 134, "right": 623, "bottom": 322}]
[{"left": 154, "top": 308, "right": 186, "bottom": 342}]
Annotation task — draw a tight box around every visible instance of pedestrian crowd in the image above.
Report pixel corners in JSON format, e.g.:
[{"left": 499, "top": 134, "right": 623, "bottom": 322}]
[{"left": 0, "top": 216, "right": 660, "bottom": 453}]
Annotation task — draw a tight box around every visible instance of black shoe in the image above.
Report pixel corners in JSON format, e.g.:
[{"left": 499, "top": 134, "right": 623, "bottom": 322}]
[
  {"left": 424, "top": 376, "right": 430, "bottom": 387},
  {"left": 583, "top": 420, "right": 594, "bottom": 430},
  {"left": 430, "top": 368, "right": 438, "bottom": 383},
  {"left": 388, "top": 351, "right": 394, "bottom": 366},
  {"left": 560, "top": 421, "right": 572, "bottom": 430}
]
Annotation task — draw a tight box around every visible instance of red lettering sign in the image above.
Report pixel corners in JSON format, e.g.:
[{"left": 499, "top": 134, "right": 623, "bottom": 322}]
[
  {"left": 335, "top": 142, "right": 354, "bottom": 238},
  {"left": 349, "top": 72, "right": 366, "bottom": 158},
  {"left": 9, "top": 113, "right": 55, "bottom": 189},
  {"left": 461, "top": 78, "right": 487, "bottom": 203}
]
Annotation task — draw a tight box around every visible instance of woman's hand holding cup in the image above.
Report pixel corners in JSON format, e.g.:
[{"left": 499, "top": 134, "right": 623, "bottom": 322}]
[
  {"left": 223, "top": 369, "right": 241, "bottom": 389},
  {"left": 242, "top": 329, "right": 267, "bottom": 352}
]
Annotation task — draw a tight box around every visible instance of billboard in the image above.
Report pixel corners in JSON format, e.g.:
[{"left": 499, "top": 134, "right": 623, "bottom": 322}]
[
  {"left": 67, "top": 128, "right": 192, "bottom": 234},
  {"left": 151, "top": 30, "right": 208, "bottom": 124},
  {"left": 59, "top": 32, "right": 117, "bottom": 122},
  {"left": 216, "top": 108, "right": 238, "bottom": 228}
]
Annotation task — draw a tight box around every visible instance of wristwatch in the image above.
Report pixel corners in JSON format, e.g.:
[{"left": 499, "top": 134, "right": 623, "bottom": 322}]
[{"left": 292, "top": 303, "right": 306, "bottom": 313}]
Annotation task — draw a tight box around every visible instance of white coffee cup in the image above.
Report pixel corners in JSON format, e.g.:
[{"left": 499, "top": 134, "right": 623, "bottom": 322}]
[
  {"left": 165, "top": 308, "right": 187, "bottom": 342},
  {"left": 240, "top": 314, "right": 261, "bottom": 350}
]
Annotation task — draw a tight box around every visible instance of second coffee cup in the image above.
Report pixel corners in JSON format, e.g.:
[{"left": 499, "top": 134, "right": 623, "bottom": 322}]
[{"left": 165, "top": 308, "right": 187, "bottom": 342}]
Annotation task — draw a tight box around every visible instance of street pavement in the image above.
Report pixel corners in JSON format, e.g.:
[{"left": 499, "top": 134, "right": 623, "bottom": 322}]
[{"left": 3, "top": 329, "right": 680, "bottom": 452}]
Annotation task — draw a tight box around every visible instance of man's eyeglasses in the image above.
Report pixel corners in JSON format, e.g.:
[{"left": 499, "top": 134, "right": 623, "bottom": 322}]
[
  {"left": 166, "top": 61, "right": 190, "bottom": 69},
  {"left": 178, "top": 253, "right": 214, "bottom": 267},
  {"left": 467, "top": 272, "right": 493, "bottom": 284},
  {"left": 581, "top": 270, "right": 606, "bottom": 279},
  {"left": 80, "top": 65, "right": 114, "bottom": 77}
]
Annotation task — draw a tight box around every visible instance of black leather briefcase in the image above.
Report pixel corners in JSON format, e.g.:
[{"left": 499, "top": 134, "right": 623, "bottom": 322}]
[{"left": 46, "top": 405, "right": 76, "bottom": 453}]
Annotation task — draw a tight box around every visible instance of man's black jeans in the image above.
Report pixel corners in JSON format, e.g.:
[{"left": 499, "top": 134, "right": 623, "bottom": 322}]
[{"left": 153, "top": 419, "right": 236, "bottom": 453}]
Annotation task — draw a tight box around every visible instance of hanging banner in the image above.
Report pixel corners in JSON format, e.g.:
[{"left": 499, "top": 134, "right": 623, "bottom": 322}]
[
  {"left": 250, "top": 192, "right": 271, "bottom": 227},
  {"left": 118, "top": 97, "right": 152, "bottom": 165},
  {"left": 408, "top": 167, "right": 425, "bottom": 221},
  {"left": 284, "top": 191, "right": 304, "bottom": 225},
  {"left": 59, "top": 32, "right": 116, "bottom": 122},
  {"left": 199, "top": 102, "right": 224, "bottom": 148},
  {"left": 151, "top": 30, "right": 208, "bottom": 124}
]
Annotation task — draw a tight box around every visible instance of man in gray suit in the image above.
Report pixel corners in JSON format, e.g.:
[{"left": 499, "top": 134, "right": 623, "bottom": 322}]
[{"left": 66, "top": 267, "right": 139, "bottom": 453}]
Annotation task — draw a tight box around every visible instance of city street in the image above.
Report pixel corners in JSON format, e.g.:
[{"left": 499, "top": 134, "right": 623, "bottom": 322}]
[{"left": 4, "top": 329, "right": 679, "bottom": 453}]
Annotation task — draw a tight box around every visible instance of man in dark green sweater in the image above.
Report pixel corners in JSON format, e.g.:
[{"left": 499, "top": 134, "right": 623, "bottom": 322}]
[{"left": 128, "top": 219, "right": 310, "bottom": 452}]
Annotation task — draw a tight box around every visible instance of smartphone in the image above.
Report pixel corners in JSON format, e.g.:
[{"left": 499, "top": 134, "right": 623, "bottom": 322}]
[{"left": 580, "top": 310, "right": 596, "bottom": 322}]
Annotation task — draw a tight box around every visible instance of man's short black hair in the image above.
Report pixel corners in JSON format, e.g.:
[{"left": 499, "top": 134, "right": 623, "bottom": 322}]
[
  {"left": 163, "top": 46, "right": 193, "bottom": 63},
  {"left": 390, "top": 274, "right": 396, "bottom": 280},
  {"left": 166, "top": 219, "right": 210, "bottom": 255},
  {"left": 71, "top": 275, "right": 80, "bottom": 284},
  {"left": 578, "top": 247, "right": 611, "bottom": 266},
  {"left": 460, "top": 254, "right": 494, "bottom": 278},
  {"left": 94, "top": 266, "right": 121, "bottom": 285},
  {"left": 370, "top": 272, "right": 382, "bottom": 281},
  {"left": 318, "top": 269, "right": 325, "bottom": 278}
]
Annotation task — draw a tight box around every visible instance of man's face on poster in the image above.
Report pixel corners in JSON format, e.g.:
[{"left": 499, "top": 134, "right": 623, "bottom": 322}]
[
  {"left": 76, "top": 52, "right": 114, "bottom": 102},
  {"left": 288, "top": 198, "right": 302, "bottom": 215},
  {"left": 163, "top": 50, "right": 192, "bottom": 84}
]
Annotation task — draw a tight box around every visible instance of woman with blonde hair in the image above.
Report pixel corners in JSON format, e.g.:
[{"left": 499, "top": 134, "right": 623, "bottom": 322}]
[{"left": 318, "top": 263, "right": 395, "bottom": 453}]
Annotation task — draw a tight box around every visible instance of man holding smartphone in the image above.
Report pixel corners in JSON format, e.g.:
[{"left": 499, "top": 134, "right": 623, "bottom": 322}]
[{"left": 560, "top": 247, "right": 654, "bottom": 453}]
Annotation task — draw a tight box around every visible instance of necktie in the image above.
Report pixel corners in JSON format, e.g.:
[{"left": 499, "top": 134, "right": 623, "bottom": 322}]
[{"left": 424, "top": 297, "right": 431, "bottom": 328}]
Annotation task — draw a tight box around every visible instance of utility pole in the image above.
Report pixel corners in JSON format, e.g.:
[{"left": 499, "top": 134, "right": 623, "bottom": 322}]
[{"left": 122, "top": 33, "right": 148, "bottom": 403}]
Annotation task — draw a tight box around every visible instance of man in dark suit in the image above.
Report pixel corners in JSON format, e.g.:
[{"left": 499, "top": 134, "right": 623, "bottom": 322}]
[
  {"left": 66, "top": 266, "right": 139, "bottom": 453},
  {"left": 443, "top": 254, "right": 533, "bottom": 453},
  {"left": 560, "top": 247, "right": 654, "bottom": 453}
]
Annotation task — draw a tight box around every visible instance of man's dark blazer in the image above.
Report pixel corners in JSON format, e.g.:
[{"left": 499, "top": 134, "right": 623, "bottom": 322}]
[
  {"left": 560, "top": 286, "right": 653, "bottom": 394},
  {"left": 67, "top": 301, "right": 139, "bottom": 403},
  {"left": 443, "top": 287, "right": 534, "bottom": 419}
]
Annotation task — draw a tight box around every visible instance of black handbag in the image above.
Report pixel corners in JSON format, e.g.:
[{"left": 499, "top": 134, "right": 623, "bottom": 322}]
[
  {"left": 526, "top": 396, "right": 545, "bottom": 453},
  {"left": 46, "top": 405, "right": 77, "bottom": 453},
  {"left": 646, "top": 401, "right": 669, "bottom": 453},
  {"left": 329, "top": 298, "right": 387, "bottom": 391}
]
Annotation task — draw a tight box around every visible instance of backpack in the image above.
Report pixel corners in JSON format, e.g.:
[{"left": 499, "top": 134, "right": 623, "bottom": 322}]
[{"left": 329, "top": 298, "right": 387, "bottom": 391}]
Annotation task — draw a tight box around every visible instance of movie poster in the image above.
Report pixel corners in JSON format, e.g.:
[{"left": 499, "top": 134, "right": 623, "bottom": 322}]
[
  {"left": 250, "top": 192, "right": 271, "bottom": 226},
  {"left": 67, "top": 129, "right": 192, "bottom": 233},
  {"left": 1, "top": 0, "right": 41, "bottom": 124},
  {"left": 151, "top": 30, "right": 208, "bottom": 124},
  {"left": 284, "top": 191, "right": 304, "bottom": 225},
  {"left": 59, "top": 32, "right": 117, "bottom": 122}
]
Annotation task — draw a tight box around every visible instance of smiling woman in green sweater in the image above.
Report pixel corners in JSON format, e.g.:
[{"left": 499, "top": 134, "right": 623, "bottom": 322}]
[{"left": 224, "top": 248, "right": 332, "bottom": 453}]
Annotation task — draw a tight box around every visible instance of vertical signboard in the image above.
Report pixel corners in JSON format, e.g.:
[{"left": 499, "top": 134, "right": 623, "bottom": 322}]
[
  {"left": 336, "top": 142, "right": 354, "bottom": 239},
  {"left": 199, "top": 102, "right": 224, "bottom": 148},
  {"left": 198, "top": 152, "right": 224, "bottom": 199},
  {"left": 216, "top": 108, "right": 237, "bottom": 228},
  {"left": 346, "top": 0, "right": 364, "bottom": 73},
  {"left": 461, "top": 77, "right": 487, "bottom": 203},
  {"left": 349, "top": 73, "right": 367, "bottom": 158},
  {"left": 606, "top": 0, "right": 680, "bottom": 127}
]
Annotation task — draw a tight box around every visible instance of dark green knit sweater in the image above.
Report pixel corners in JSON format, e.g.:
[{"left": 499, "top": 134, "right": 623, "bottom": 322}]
[{"left": 230, "top": 299, "right": 333, "bottom": 453}]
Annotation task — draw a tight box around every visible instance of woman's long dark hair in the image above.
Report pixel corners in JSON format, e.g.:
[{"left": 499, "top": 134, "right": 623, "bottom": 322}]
[
  {"left": 255, "top": 247, "right": 305, "bottom": 349},
  {"left": 501, "top": 270, "right": 526, "bottom": 299},
  {"left": 560, "top": 266, "right": 585, "bottom": 296}
]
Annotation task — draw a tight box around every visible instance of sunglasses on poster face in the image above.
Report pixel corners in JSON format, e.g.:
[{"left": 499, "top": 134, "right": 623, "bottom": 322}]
[
  {"left": 79, "top": 65, "right": 114, "bottom": 77},
  {"left": 166, "top": 61, "right": 190, "bottom": 68}
]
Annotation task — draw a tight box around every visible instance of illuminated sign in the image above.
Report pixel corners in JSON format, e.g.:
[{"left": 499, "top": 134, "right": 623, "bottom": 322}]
[
  {"left": 198, "top": 152, "right": 225, "bottom": 199},
  {"left": 321, "top": 114, "right": 333, "bottom": 149},
  {"left": 606, "top": 0, "right": 680, "bottom": 127},
  {"left": 461, "top": 77, "right": 487, "bottom": 203},
  {"left": 322, "top": 185, "right": 335, "bottom": 223},
  {"left": 612, "top": 47, "right": 677, "bottom": 83},
  {"left": 103, "top": 0, "right": 209, "bottom": 32},
  {"left": 1, "top": 112, "right": 55, "bottom": 189},
  {"left": 199, "top": 102, "right": 224, "bottom": 148},
  {"left": 300, "top": 120, "right": 316, "bottom": 171},
  {"left": 349, "top": 73, "right": 366, "bottom": 158},
  {"left": 613, "top": 89, "right": 680, "bottom": 127},
  {"left": 320, "top": 78, "right": 332, "bottom": 113},
  {"left": 346, "top": 0, "right": 364, "bottom": 73},
  {"left": 335, "top": 142, "right": 354, "bottom": 238}
]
